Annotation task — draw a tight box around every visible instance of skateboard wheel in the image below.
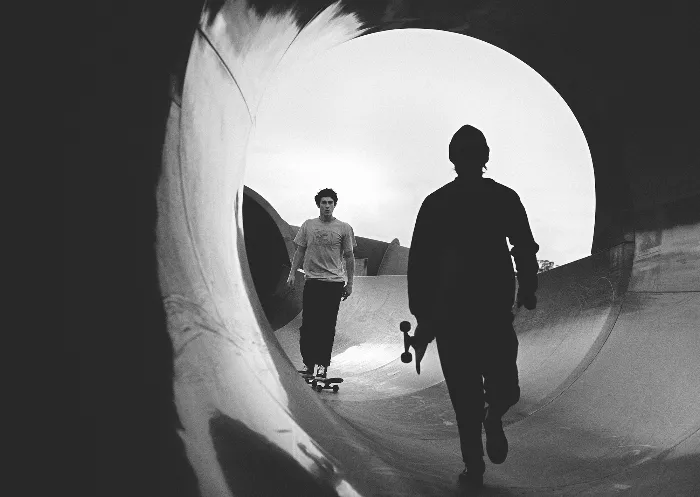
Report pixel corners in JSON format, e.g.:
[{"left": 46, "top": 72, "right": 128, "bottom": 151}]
[
  {"left": 332, "top": 385, "right": 339, "bottom": 393},
  {"left": 401, "top": 351, "right": 413, "bottom": 363},
  {"left": 400, "top": 321, "right": 411, "bottom": 332},
  {"left": 316, "top": 385, "right": 323, "bottom": 392}
]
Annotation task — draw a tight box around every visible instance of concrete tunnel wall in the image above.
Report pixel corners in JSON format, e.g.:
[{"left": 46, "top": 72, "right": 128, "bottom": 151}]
[
  {"left": 68, "top": 1, "right": 699, "bottom": 495},
  {"left": 241, "top": 186, "right": 302, "bottom": 330}
]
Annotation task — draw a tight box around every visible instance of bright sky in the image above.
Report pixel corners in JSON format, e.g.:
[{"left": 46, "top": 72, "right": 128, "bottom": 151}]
[{"left": 245, "top": 29, "right": 595, "bottom": 266}]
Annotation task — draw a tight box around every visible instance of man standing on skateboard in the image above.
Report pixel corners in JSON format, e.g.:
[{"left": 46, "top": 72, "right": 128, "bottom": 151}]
[
  {"left": 407, "top": 125, "right": 539, "bottom": 488},
  {"left": 286, "top": 188, "right": 356, "bottom": 379}
]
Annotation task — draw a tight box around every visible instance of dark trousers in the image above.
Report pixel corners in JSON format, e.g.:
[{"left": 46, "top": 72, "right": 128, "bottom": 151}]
[
  {"left": 299, "top": 279, "right": 345, "bottom": 368},
  {"left": 435, "top": 310, "right": 520, "bottom": 463}
]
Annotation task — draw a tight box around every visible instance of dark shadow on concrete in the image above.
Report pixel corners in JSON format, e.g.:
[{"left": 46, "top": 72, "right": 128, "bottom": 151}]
[
  {"left": 242, "top": 189, "right": 294, "bottom": 325},
  {"left": 210, "top": 413, "right": 339, "bottom": 497}
]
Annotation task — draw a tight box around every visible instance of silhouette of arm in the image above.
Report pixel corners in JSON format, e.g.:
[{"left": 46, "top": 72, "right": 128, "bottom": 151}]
[
  {"left": 508, "top": 193, "right": 539, "bottom": 297},
  {"left": 408, "top": 198, "right": 438, "bottom": 347},
  {"left": 408, "top": 197, "right": 437, "bottom": 331}
]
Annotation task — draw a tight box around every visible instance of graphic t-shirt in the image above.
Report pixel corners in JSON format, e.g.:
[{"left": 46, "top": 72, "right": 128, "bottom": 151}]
[{"left": 294, "top": 218, "right": 356, "bottom": 282}]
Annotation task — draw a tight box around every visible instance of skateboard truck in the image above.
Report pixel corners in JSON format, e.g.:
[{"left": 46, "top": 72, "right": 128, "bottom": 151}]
[{"left": 400, "top": 320, "right": 413, "bottom": 363}]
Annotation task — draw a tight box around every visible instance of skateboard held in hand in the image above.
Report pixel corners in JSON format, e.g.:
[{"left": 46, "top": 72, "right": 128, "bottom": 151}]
[{"left": 400, "top": 320, "right": 414, "bottom": 363}]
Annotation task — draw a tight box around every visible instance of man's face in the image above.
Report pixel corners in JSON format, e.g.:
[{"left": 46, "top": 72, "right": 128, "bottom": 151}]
[{"left": 318, "top": 197, "right": 336, "bottom": 217}]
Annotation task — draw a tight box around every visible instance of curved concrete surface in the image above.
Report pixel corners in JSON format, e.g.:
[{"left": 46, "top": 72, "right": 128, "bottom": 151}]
[
  {"left": 273, "top": 241, "right": 699, "bottom": 495},
  {"left": 376, "top": 239, "right": 409, "bottom": 276},
  {"left": 242, "top": 186, "right": 306, "bottom": 329},
  {"left": 71, "top": 1, "right": 699, "bottom": 496},
  {"left": 277, "top": 276, "right": 444, "bottom": 402}
]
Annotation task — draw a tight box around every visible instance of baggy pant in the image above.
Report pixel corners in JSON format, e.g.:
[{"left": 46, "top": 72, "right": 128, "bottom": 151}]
[
  {"left": 435, "top": 310, "right": 520, "bottom": 463},
  {"left": 299, "top": 279, "right": 345, "bottom": 368}
]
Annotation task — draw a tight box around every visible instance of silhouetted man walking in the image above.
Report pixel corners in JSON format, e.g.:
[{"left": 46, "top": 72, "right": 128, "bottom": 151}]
[
  {"left": 407, "top": 125, "right": 539, "bottom": 488},
  {"left": 286, "top": 188, "right": 356, "bottom": 379}
]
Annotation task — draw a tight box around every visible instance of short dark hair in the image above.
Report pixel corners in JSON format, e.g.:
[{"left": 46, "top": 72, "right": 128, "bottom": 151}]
[{"left": 315, "top": 188, "right": 338, "bottom": 206}]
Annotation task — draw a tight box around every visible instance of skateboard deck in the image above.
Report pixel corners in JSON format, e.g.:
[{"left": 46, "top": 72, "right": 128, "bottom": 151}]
[{"left": 310, "top": 377, "right": 344, "bottom": 392}]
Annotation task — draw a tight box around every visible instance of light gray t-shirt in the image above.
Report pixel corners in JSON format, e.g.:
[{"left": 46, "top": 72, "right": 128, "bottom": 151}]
[{"left": 294, "top": 217, "right": 356, "bottom": 282}]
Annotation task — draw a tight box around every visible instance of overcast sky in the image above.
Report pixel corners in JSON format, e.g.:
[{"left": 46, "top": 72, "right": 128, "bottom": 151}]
[{"left": 245, "top": 29, "right": 595, "bottom": 266}]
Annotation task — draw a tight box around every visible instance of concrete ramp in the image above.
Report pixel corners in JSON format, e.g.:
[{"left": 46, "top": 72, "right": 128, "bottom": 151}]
[
  {"left": 272, "top": 235, "right": 699, "bottom": 495},
  {"left": 276, "top": 276, "right": 444, "bottom": 401},
  {"left": 376, "top": 239, "right": 409, "bottom": 275}
]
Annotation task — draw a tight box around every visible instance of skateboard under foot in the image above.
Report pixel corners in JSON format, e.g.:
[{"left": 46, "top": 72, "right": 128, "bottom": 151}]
[
  {"left": 311, "top": 377, "right": 343, "bottom": 392},
  {"left": 301, "top": 374, "right": 343, "bottom": 392}
]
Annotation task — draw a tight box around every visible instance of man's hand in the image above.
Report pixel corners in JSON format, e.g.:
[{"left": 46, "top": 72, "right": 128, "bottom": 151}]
[
  {"left": 285, "top": 274, "right": 295, "bottom": 290},
  {"left": 412, "top": 321, "right": 434, "bottom": 374},
  {"left": 413, "top": 338, "right": 428, "bottom": 375},
  {"left": 517, "top": 292, "right": 537, "bottom": 310},
  {"left": 341, "top": 283, "right": 353, "bottom": 301}
]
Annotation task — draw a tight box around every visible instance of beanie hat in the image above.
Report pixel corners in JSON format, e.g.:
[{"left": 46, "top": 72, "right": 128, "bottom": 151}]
[{"left": 449, "top": 125, "right": 489, "bottom": 164}]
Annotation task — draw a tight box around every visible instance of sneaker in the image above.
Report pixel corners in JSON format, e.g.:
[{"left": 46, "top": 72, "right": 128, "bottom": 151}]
[
  {"left": 315, "top": 365, "right": 327, "bottom": 379},
  {"left": 458, "top": 461, "right": 484, "bottom": 489},
  {"left": 484, "top": 408, "right": 508, "bottom": 464}
]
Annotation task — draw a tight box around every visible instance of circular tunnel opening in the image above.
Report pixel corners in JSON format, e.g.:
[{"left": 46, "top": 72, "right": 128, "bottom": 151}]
[
  {"left": 239, "top": 26, "right": 600, "bottom": 402},
  {"left": 245, "top": 28, "right": 595, "bottom": 269}
]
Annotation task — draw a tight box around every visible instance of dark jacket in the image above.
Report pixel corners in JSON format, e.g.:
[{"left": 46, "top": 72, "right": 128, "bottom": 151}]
[{"left": 408, "top": 177, "right": 539, "bottom": 323}]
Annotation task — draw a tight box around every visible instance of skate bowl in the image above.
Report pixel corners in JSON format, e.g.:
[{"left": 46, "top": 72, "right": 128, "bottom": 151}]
[
  {"left": 261, "top": 191, "right": 699, "bottom": 495},
  {"left": 73, "top": 1, "right": 699, "bottom": 496}
]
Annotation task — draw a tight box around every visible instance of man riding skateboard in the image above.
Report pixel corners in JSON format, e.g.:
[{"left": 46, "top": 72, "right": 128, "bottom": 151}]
[
  {"left": 407, "top": 125, "right": 539, "bottom": 488},
  {"left": 286, "top": 188, "right": 356, "bottom": 380}
]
